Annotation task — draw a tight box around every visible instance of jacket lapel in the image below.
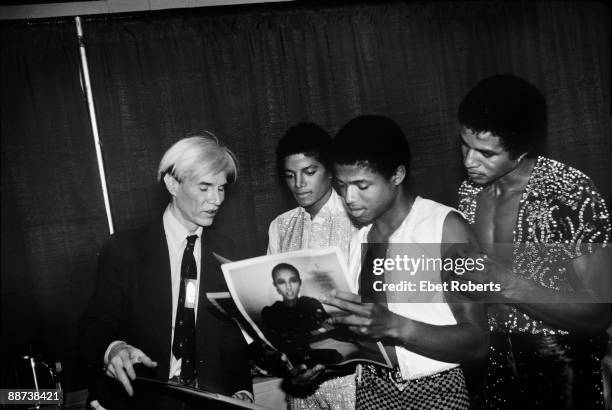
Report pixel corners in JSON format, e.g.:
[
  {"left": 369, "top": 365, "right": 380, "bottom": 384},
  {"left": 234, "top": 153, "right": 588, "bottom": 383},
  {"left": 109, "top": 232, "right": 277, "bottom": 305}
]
[
  {"left": 195, "top": 233, "right": 227, "bottom": 361},
  {"left": 198, "top": 233, "right": 228, "bottom": 298}
]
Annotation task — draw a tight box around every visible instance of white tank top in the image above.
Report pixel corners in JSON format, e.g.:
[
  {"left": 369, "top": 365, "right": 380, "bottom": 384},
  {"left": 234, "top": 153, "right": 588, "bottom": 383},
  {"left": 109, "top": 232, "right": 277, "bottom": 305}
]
[{"left": 347, "top": 196, "right": 459, "bottom": 379}]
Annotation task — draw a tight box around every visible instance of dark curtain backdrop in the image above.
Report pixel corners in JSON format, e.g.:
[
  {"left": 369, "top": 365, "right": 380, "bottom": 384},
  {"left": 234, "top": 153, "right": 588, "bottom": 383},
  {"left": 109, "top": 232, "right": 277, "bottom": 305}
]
[
  {"left": 0, "top": 21, "right": 109, "bottom": 390},
  {"left": 1, "top": 0, "right": 610, "bottom": 393},
  {"left": 82, "top": 0, "right": 610, "bottom": 259}
]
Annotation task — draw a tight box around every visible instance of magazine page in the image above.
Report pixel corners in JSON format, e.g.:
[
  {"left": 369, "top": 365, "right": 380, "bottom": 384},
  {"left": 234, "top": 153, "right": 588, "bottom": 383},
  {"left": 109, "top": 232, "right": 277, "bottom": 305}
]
[
  {"left": 207, "top": 291, "right": 258, "bottom": 344},
  {"left": 221, "top": 247, "right": 392, "bottom": 369}
]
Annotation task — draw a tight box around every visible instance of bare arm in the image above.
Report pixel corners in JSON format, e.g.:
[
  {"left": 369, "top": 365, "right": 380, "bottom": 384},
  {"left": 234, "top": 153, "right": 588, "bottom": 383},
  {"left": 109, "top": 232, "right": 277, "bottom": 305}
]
[{"left": 401, "top": 212, "right": 489, "bottom": 362}]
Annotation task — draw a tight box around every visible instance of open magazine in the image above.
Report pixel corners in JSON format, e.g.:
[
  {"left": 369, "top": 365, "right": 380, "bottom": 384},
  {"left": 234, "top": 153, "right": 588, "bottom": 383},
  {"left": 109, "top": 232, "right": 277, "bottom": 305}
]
[
  {"left": 216, "top": 248, "right": 392, "bottom": 370},
  {"left": 207, "top": 291, "right": 259, "bottom": 343}
]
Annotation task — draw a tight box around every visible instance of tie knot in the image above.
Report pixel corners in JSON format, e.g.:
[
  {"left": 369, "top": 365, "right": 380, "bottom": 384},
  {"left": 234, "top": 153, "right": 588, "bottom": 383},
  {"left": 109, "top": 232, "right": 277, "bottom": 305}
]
[{"left": 186, "top": 235, "right": 198, "bottom": 250}]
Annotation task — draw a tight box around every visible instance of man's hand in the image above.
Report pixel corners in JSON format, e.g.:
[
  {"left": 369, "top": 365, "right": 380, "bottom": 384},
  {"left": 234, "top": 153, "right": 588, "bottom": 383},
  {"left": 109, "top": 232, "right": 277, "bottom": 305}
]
[
  {"left": 320, "top": 291, "right": 405, "bottom": 341},
  {"left": 453, "top": 253, "right": 529, "bottom": 302},
  {"left": 105, "top": 343, "right": 157, "bottom": 396},
  {"left": 483, "top": 255, "right": 527, "bottom": 299},
  {"left": 288, "top": 363, "right": 325, "bottom": 387},
  {"left": 279, "top": 363, "right": 326, "bottom": 398},
  {"left": 231, "top": 391, "right": 254, "bottom": 403},
  {"left": 89, "top": 400, "right": 107, "bottom": 410},
  {"left": 249, "top": 341, "right": 290, "bottom": 377}
]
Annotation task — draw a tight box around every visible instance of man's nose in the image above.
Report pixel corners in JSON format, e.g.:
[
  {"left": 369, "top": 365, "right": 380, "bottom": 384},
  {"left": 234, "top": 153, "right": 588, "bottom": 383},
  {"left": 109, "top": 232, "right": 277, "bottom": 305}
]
[
  {"left": 294, "top": 174, "right": 305, "bottom": 189},
  {"left": 345, "top": 186, "right": 358, "bottom": 204},
  {"left": 207, "top": 189, "right": 222, "bottom": 205},
  {"left": 463, "top": 149, "right": 478, "bottom": 169}
]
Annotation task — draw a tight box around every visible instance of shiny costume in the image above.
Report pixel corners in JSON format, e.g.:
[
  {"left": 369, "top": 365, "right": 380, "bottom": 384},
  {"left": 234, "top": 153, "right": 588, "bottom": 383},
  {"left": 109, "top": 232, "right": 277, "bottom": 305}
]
[
  {"left": 268, "top": 190, "right": 355, "bottom": 258},
  {"left": 458, "top": 156, "right": 611, "bottom": 409},
  {"left": 268, "top": 189, "right": 359, "bottom": 410}
]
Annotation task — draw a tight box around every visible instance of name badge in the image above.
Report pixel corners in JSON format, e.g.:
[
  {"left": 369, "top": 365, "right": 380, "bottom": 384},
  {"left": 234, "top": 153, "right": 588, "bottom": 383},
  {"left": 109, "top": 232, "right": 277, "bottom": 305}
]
[{"left": 185, "top": 279, "right": 197, "bottom": 309}]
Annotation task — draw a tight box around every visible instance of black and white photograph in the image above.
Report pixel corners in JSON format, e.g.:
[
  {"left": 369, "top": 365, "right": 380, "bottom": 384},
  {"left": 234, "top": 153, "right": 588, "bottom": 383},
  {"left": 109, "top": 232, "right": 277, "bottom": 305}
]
[
  {"left": 1, "top": 0, "right": 610, "bottom": 409},
  {"left": 222, "top": 248, "right": 392, "bottom": 369}
]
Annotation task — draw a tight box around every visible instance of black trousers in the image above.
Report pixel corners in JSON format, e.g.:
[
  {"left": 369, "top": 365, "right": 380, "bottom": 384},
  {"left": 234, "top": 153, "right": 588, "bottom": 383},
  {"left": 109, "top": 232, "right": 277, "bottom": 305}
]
[{"left": 482, "top": 332, "right": 607, "bottom": 410}]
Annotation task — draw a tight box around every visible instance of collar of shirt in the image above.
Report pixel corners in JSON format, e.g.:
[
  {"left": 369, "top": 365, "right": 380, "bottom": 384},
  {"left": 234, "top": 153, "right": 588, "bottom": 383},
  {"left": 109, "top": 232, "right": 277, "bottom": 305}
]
[
  {"left": 163, "top": 205, "right": 203, "bottom": 248},
  {"left": 303, "top": 189, "right": 342, "bottom": 224}
]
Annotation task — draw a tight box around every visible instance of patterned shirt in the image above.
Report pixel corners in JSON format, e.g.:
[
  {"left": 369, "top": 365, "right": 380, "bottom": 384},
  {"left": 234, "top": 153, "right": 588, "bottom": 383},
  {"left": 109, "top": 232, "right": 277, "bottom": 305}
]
[
  {"left": 267, "top": 189, "right": 357, "bottom": 260},
  {"left": 458, "top": 156, "right": 611, "bottom": 334}
]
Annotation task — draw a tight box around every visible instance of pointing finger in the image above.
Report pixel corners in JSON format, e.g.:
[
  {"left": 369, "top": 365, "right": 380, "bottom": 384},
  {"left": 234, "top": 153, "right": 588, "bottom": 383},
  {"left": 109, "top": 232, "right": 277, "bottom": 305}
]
[
  {"left": 117, "top": 369, "right": 134, "bottom": 396},
  {"left": 111, "top": 359, "right": 134, "bottom": 396},
  {"left": 320, "top": 295, "right": 370, "bottom": 317},
  {"left": 124, "top": 358, "right": 136, "bottom": 380},
  {"left": 331, "top": 315, "right": 370, "bottom": 327},
  {"left": 105, "top": 363, "right": 116, "bottom": 378}
]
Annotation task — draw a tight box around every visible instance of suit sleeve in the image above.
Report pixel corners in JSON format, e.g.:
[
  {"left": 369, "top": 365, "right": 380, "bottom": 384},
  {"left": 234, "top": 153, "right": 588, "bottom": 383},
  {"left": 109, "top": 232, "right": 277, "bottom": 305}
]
[{"left": 78, "top": 235, "right": 131, "bottom": 378}]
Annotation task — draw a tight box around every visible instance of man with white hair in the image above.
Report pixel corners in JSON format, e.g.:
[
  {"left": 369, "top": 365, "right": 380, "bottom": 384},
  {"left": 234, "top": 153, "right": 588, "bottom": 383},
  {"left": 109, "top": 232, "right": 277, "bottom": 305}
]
[{"left": 80, "top": 133, "right": 252, "bottom": 409}]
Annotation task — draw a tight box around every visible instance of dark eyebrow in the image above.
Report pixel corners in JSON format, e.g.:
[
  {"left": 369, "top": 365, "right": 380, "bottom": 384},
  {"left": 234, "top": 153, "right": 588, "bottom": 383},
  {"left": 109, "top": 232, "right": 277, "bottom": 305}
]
[
  {"left": 349, "top": 179, "right": 369, "bottom": 185},
  {"left": 284, "top": 165, "right": 318, "bottom": 173},
  {"left": 302, "top": 165, "right": 318, "bottom": 171},
  {"left": 198, "top": 181, "right": 227, "bottom": 188},
  {"left": 334, "top": 178, "right": 368, "bottom": 185}
]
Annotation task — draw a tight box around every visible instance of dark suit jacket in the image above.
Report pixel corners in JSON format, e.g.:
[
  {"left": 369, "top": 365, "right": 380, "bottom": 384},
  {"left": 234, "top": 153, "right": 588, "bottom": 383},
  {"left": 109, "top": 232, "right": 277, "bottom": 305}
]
[{"left": 79, "top": 218, "right": 251, "bottom": 408}]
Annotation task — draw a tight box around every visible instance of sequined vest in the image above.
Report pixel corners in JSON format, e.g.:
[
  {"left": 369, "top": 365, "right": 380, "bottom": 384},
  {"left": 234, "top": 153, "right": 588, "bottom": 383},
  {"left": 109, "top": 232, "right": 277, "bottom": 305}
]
[{"left": 458, "top": 156, "right": 611, "bottom": 334}]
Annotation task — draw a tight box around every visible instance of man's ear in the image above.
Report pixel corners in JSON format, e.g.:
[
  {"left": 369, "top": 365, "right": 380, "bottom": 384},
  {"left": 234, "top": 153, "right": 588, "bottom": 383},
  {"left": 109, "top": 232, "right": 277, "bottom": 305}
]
[
  {"left": 516, "top": 152, "right": 527, "bottom": 163},
  {"left": 163, "top": 173, "right": 179, "bottom": 196},
  {"left": 391, "top": 165, "right": 406, "bottom": 186}
]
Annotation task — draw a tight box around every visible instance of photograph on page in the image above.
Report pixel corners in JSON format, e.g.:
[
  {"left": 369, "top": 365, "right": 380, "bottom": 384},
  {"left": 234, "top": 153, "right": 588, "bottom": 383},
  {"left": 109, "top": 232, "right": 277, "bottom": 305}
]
[{"left": 221, "top": 248, "right": 392, "bottom": 369}]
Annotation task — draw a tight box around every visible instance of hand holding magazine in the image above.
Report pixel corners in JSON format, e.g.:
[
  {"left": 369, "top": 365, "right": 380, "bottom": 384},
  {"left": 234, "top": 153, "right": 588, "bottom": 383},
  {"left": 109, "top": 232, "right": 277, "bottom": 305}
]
[{"left": 215, "top": 248, "right": 392, "bottom": 370}]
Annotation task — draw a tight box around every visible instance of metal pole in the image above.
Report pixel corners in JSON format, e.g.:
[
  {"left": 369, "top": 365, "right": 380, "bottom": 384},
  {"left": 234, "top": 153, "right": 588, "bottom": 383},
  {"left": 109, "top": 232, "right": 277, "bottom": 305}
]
[
  {"left": 29, "top": 356, "right": 41, "bottom": 409},
  {"left": 75, "top": 16, "right": 115, "bottom": 235}
]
